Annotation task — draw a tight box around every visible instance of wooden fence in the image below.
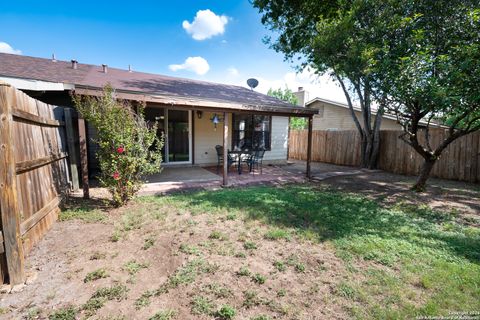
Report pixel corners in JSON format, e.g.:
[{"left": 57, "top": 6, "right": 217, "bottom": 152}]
[
  {"left": 0, "top": 83, "right": 70, "bottom": 285},
  {"left": 289, "top": 129, "right": 480, "bottom": 183}
]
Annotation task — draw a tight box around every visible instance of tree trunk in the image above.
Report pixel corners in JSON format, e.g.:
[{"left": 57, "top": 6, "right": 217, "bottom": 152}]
[
  {"left": 368, "top": 135, "right": 380, "bottom": 169},
  {"left": 336, "top": 76, "right": 381, "bottom": 169},
  {"left": 412, "top": 157, "right": 436, "bottom": 192},
  {"left": 360, "top": 130, "right": 380, "bottom": 169}
]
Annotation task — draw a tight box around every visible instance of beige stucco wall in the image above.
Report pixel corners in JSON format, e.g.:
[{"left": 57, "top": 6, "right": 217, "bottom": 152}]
[
  {"left": 193, "top": 112, "right": 289, "bottom": 165},
  {"left": 193, "top": 111, "right": 232, "bottom": 165},
  {"left": 309, "top": 100, "right": 402, "bottom": 131}
]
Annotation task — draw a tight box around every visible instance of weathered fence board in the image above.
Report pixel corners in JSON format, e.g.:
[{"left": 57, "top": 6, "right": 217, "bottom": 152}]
[
  {"left": 0, "top": 83, "right": 70, "bottom": 285},
  {"left": 289, "top": 129, "right": 480, "bottom": 183}
]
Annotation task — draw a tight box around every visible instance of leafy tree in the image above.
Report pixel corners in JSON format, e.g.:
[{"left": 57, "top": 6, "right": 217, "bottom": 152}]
[
  {"left": 369, "top": 0, "right": 480, "bottom": 190},
  {"left": 267, "top": 87, "right": 306, "bottom": 129},
  {"left": 73, "top": 86, "right": 163, "bottom": 206},
  {"left": 254, "top": 0, "right": 385, "bottom": 169},
  {"left": 267, "top": 87, "right": 298, "bottom": 105},
  {"left": 255, "top": 0, "right": 480, "bottom": 190}
]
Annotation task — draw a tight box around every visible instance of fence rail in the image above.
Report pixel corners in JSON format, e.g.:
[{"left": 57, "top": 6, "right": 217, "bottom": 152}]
[
  {"left": 0, "top": 83, "right": 70, "bottom": 285},
  {"left": 288, "top": 129, "right": 480, "bottom": 183}
]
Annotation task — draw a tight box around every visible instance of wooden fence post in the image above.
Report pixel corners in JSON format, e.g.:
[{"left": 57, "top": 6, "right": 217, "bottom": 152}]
[
  {"left": 223, "top": 112, "right": 229, "bottom": 186},
  {"left": 64, "top": 108, "right": 79, "bottom": 191},
  {"left": 0, "top": 83, "right": 25, "bottom": 285},
  {"left": 306, "top": 116, "right": 313, "bottom": 178},
  {"left": 78, "top": 117, "right": 89, "bottom": 199}
]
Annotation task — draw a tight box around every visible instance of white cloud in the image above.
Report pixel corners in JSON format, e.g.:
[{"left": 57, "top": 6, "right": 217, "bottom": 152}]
[
  {"left": 227, "top": 67, "right": 239, "bottom": 77},
  {"left": 182, "top": 9, "right": 228, "bottom": 40},
  {"left": 0, "top": 42, "right": 22, "bottom": 55},
  {"left": 169, "top": 56, "right": 210, "bottom": 75}
]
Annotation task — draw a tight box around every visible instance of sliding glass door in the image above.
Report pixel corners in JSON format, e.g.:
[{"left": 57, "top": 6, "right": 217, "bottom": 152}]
[
  {"left": 144, "top": 108, "right": 192, "bottom": 164},
  {"left": 167, "top": 110, "right": 191, "bottom": 163}
]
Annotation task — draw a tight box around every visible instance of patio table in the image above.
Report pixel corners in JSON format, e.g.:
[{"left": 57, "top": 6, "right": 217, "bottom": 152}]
[{"left": 228, "top": 150, "right": 253, "bottom": 174}]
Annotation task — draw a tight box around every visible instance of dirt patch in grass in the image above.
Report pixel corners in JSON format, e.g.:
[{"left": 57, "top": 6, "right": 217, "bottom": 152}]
[
  {"left": 0, "top": 193, "right": 349, "bottom": 319},
  {"left": 0, "top": 183, "right": 478, "bottom": 319}
]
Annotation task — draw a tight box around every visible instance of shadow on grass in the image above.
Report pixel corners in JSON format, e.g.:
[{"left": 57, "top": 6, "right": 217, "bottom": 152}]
[
  {"left": 59, "top": 197, "right": 110, "bottom": 223},
  {"left": 158, "top": 184, "right": 480, "bottom": 265}
]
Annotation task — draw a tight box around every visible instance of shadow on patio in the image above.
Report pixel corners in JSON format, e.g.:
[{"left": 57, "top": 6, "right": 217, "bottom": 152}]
[{"left": 139, "top": 164, "right": 306, "bottom": 195}]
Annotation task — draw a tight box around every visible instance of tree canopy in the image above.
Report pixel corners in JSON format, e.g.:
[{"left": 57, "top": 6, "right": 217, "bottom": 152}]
[
  {"left": 254, "top": 0, "right": 386, "bottom": 169},
  {"left": 254, "top": 0, "right": 480, "bottom": 189},
  {"left": 267, "top": 87, "right": 307, "bottom": 129}
]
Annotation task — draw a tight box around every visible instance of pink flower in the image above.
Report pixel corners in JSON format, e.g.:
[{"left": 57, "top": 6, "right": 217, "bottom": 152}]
[
  {"left": 117, "top": 146, "right": 125, "bottom": 154},
  {"left": 112, "top": 171, "right": 120, "bottom": 180}
]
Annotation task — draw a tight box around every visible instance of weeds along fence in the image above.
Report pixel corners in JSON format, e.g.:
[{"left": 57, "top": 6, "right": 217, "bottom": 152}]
[
  {"left": 289, "top": 129, "right": 480, "bottom": 183},
  {"left": 0, "top": 83, "right": 70, "bottom": 285}
]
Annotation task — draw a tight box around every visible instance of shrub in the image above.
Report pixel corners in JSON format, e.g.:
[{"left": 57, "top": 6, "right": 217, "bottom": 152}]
[{"left": 74, "top": 85, "right": 163, "bottom": 206}]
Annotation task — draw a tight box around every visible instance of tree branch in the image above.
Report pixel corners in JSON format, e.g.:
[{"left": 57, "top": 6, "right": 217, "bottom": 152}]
[{"left": 336, "top": 75, "right": 365, "bottom": 138}]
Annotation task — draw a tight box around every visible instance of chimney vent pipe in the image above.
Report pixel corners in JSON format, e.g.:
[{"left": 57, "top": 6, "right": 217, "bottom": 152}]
[
  {"left": 71, "top": 60, "right": 78, "bottom": 69},
  {"left": 102, "top": 64, "right": 108, "bottom": 73},
  {"left": 52, "top": 53, "right": 57, "bottom": 62}
]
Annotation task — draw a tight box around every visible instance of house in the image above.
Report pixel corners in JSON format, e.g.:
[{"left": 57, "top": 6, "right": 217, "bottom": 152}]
[
  {"left": 305, "top": 96, "right": 402, "bottom": 130},
  {"left": 292, "top": 88, "right": 401, "bottom": 130},
  {"left": 0, "top": 53, "right": 317, "bottom": 185},
  {"left": 293, "top": 88, "right": 442, "bottom": 131}
]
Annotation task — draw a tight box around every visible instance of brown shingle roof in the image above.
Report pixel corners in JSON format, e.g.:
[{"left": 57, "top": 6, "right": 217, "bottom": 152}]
[{"left": 0, "top": 53, "right": 316, "bottom": 115}]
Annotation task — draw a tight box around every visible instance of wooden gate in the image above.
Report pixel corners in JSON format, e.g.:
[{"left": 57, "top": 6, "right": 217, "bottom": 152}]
[{"left": 0, "top": 82, "right": 70, "bottom": 285}]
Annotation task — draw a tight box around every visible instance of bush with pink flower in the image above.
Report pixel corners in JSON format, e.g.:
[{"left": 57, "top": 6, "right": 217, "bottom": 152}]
[{"left": 73, "top": 85, "right": 163, "bottom": 206}]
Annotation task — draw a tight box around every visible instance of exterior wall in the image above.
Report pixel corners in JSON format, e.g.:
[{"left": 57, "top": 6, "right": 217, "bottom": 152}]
[
  {"left": 84, "top": 108, "right": 290, "bottom": 168},
  {"left": 193, "top": 111, "right": 232, "bottom": 165},
  {"left": 193, "top": 113, "right": 289, "bottom": 165},
  {"left": 309, "top": 100, "right": 402, "bottom": 131},
  {"left": 263, "top": 116, "right": 289, "bottom": 161}
]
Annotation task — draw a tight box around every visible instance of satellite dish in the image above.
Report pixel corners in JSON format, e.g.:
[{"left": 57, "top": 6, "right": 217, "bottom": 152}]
[{"left": 247, "top": 78, "right": 259, "bottom": 90}]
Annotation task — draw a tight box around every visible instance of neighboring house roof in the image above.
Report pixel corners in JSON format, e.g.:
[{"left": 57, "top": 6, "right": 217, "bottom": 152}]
[
  {"left": 0, "top": 53, "right": 316, "bottom": 116},
  {"left": 306, "top": 97, "right": 444, "bottom": 127}
]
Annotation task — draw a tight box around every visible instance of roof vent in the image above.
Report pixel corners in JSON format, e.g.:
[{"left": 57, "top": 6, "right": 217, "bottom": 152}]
[
  {"left": 71, "top": 60, "right": 78, "bottom": 69},
  {"left": 52, "top": 53, "right": 57, "bottom": 62},
  {"left": 128, "top": 64, "right": 132, "bottom": 72},
  {"left": 102, "top": 64, "right": 108, "bottom": 73}
]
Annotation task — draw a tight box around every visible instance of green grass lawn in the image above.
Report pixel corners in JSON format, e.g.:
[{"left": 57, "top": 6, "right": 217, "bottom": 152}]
[
  {"left": 140, "top": 185, "right": 480, "bottom": 319},
  {"left": 48, "top": 184, "right": 480, "bottom": 319}
]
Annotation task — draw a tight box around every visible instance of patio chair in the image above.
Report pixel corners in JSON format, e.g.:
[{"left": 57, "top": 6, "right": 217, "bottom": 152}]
[
  {"left": 215, "top": 145, "right": 234, "bottom": 174},
  {"left": 247, "top": 149, "right": 266, "bottom": 175}
]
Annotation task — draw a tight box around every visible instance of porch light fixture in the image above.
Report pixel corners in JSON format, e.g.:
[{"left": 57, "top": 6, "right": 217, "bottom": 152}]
[
  {"left": 196, "top": 110, "right": 203, "bottom": 119},
  {"left": 210, "top": 113, "right": 223, "bottom": 131}
]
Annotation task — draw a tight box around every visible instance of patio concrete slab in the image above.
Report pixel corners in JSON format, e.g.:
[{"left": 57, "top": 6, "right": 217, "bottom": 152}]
[
  {"left": 139, "top": 164, "right": 306, "bottom": 195},
  {"left": 145, "top": 166, "right": 221, "bottom": 184}
]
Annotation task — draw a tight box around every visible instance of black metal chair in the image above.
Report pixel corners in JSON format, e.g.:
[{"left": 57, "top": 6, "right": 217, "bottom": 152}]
[
  {"left": 248, "top": 149, "right": 266, "bottom": 175},
  {"left": 215, "top": 145, "right": 234, "bottom": 174}
]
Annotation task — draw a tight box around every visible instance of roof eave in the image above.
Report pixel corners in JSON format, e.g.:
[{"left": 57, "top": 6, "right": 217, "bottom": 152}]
[{"left": 74, "top": 85, "right": 318, "bottom": 117}]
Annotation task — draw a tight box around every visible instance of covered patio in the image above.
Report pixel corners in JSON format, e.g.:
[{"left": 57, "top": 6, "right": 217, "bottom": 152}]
[{"left": 76, "top": 87, "right": 318, "bottom": 191}]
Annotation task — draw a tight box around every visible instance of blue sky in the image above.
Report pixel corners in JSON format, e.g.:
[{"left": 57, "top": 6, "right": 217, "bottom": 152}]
[{"left": 0, "top": 0, "right": 345, "bottom": 102}]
